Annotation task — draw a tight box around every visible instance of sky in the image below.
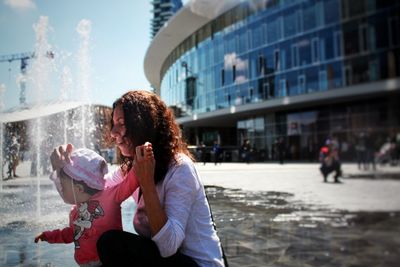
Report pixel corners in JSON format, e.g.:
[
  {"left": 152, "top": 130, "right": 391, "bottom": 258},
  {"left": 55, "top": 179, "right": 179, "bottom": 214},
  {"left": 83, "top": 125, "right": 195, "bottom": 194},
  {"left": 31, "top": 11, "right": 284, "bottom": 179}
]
[{"left": 0, "top": 0, "right": 157, "bottom": 110}]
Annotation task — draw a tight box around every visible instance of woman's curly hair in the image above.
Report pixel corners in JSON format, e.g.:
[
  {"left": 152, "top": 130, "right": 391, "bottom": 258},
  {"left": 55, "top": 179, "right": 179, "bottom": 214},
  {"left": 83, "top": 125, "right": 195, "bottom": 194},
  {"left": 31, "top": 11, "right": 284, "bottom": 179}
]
[{"left": 111, "top": 90, "right": 193, "bottom": 183}]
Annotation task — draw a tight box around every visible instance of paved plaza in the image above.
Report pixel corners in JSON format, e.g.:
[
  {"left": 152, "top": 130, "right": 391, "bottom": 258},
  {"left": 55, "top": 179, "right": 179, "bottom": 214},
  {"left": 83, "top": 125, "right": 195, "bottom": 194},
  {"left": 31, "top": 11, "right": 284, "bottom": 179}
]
[
  {"left": 195, "top": 162, "right": 400, "bottom": 212},
  {"left": 3, "top": 161, "right": 400, "bottom": 212},
  {"left": 1, "top": 161, "right": 400, "bottom": 266}
]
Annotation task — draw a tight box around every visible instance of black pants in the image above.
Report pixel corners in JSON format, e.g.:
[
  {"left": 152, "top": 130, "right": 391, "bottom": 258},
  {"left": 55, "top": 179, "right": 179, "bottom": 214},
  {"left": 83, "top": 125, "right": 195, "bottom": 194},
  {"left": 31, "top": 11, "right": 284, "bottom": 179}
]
[
  {"left": 97, "top": 230, "right": 199, "bottom": 267},
  {"left": 320, "top": 160, "right": 341, "bottom": 182}
]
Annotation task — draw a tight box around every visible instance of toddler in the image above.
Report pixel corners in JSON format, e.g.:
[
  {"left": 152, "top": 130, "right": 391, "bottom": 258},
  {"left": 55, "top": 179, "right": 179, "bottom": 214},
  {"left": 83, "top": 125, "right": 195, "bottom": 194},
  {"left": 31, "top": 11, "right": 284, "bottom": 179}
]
[{"left": 35, "top": 144, "right": 153, "bottom": 267}]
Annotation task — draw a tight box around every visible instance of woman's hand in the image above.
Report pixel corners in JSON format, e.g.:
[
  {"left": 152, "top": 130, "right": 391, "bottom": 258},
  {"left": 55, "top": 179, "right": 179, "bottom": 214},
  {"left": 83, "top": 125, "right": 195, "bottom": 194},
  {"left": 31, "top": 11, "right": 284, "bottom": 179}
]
[
  {"left": 133, "top": 142, "right": 155, "bottom": 188},
  {"left": 50, "top": 144, "right": 73, "bottom": 171},
  {"left": 133, "top": 142, "right": 167, "bottom": 236}
]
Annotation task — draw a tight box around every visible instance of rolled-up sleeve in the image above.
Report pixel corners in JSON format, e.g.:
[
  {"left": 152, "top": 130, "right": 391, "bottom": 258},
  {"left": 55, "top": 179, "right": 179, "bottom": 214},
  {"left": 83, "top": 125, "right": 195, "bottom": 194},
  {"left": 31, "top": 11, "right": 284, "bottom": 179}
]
[{"left": 151, "top": 161, "right": 200, "bottom": 257}]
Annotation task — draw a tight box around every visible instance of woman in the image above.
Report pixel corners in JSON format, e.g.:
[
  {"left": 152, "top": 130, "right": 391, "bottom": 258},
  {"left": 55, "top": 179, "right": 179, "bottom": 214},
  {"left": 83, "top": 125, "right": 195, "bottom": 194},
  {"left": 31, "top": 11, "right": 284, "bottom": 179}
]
[{"left": 53, "top": 90, "right": 225, "bottom": 267}]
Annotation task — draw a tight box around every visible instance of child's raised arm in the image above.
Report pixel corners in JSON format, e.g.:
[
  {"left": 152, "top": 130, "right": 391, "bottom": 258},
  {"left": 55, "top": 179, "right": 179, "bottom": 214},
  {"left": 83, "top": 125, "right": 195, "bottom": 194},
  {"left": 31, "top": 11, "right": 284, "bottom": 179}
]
[{"left": 113, "top": 142, "right": 154, "bottom": 203}]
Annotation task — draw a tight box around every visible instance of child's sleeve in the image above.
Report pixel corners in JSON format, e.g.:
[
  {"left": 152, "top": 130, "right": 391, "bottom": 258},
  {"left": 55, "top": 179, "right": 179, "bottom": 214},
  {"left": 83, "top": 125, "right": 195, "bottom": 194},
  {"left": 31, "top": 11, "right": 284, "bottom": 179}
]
[
  {"left": 113, "top": 168, "right": 139, "bottom": 203},
  {"left": 42, "top": 208, "right": 76, "bottom": 243},
  {"left": 42, "top": 227, "right": 74, "bottom": 244},
  {"left": 104, "top": 168, "right": 124, "bottom": 188}
]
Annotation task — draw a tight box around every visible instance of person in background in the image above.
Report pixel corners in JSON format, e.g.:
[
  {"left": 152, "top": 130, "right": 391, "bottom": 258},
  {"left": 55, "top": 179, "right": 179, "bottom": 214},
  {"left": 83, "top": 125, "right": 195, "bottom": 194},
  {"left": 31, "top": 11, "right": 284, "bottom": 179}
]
[
  {"left": 212, "top": 140, "right": 222, "bottom": 165},
  {"left": 319, "top": 139, "right": 342, "bottom": 183},
  {"left": 276, "top": 137, "right": 285, "bottom": 164},
  {"left": 7, "top": 135, "right": 20, "bottom": 179},
  {"left": 240, "top": 139, "right": 251, "bottom": 164},
  {"left": 198, "top": 141, "right": 207, "bottom": 165}
]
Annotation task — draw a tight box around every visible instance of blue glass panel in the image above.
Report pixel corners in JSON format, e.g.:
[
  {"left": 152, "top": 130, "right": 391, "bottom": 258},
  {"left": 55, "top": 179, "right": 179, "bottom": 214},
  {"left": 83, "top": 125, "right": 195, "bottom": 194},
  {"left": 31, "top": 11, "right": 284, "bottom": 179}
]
[
  {"left": 284, "top": 10, "right": 297, "bottom": 37},
  {"left": 299, "top": 38, "right": 311, "bottom": 66},
  {"left": 266, "top": 15, "right": 281, "bottom": 44},
  {"left": 303, "top": 3, "right": 316, "bottom": 31},
  {"left": 326, "top": 61, "right": 343, "bottom": 88},
  {"left": 305, "top": 66, "right": 318, "bottom": 92},
  {"left": 250, "top": 23, "right": 263, "bottom": 49},
  {"left": 324, "top": 0, "right": 340, "bottom": 25}
]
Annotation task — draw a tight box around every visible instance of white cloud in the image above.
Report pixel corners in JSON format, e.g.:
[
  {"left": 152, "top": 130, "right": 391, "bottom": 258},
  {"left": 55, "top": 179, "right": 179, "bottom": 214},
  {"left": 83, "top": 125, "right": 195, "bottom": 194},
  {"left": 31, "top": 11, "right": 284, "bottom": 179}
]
[
  {"left": 4, "top": 0, "right": 36, "bottom": 10},
  {"left": 224, "top": 52, "right": 248, "bottom": 71},
  {"left": 235, "top": 75, "right": 247, "bottom": 84}
]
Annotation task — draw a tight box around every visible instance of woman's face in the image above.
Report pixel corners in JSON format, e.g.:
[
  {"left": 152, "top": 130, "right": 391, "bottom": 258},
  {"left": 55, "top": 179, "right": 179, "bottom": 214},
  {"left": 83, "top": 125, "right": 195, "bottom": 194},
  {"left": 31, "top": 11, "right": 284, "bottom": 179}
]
[{"left": 111, "top": 104, "right": 133, "bottom": 157}]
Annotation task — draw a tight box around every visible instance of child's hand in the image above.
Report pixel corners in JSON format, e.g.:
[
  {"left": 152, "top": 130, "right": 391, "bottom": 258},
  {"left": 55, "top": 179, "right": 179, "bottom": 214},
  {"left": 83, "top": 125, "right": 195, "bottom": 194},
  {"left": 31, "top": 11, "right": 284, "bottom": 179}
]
[
  {"left": 50, "top": 144, "right": 73, "bottom": 171},
  {"left": 34, "top": 232, "right": 47, "bottom": 243}
]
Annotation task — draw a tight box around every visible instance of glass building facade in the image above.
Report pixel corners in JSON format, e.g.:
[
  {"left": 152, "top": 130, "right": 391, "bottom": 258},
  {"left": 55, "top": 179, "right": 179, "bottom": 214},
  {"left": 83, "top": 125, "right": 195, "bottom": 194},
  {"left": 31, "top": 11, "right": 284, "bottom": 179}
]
[{"left": 152, "top": 0, "right": 400, "bottom": 161}]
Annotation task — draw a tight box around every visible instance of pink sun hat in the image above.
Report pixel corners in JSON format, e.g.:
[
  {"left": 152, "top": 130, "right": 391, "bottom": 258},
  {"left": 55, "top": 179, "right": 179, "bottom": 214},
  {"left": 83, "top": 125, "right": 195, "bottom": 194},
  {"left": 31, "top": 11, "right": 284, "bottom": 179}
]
[{"left": 62, "top": 148, "right": 108, "bottom": 190}]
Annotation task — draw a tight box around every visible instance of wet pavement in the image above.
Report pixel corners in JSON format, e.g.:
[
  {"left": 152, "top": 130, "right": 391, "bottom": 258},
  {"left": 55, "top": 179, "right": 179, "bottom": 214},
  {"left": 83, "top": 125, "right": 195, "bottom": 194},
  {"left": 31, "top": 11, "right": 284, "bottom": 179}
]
[
  {"left": 206, "top": 186, "right": 400, "bottom": 267},
  {"left": 0, "top": 162, "right": 399, "bottom": 266}
]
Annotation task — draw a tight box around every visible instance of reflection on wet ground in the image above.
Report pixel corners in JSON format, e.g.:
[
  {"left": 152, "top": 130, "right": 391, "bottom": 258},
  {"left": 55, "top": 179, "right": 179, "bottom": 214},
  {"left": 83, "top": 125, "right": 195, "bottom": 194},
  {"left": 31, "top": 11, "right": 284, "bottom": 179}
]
[
  {"left": 0, "top": 183, "right": 399, "bottom": 266},
  {"left": 0, "top": 183, "right": 75, "bottom": 267},
  {"left": 205, "top": 186, "right": 400, "bottom": 267}
]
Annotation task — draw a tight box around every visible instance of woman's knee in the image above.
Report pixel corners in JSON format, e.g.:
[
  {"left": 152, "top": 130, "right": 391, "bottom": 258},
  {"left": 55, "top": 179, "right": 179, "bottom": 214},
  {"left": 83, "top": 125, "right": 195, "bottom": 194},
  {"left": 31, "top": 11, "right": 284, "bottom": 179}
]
[{"left": 97, "top": 230, "right": 121, "bottom": 251}]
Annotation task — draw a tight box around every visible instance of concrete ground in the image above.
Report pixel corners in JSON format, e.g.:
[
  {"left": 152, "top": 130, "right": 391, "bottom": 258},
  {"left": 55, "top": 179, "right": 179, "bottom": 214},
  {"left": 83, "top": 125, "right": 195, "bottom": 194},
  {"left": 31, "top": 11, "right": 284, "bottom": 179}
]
[
  {"left": 1, "top": 160, "right": 400, "bottom": 266},
  {"left": 3, "top": 161, "right": 400, "bottom": 212},
  {"left": 195, "top": 162, "right": 400, "bottom": 212}
]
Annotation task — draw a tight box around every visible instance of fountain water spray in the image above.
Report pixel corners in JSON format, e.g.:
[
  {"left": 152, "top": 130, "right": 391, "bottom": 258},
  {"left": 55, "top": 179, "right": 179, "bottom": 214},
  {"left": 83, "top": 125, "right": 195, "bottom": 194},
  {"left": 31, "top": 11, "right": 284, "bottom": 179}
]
[
  {"left": 60, "top": 66, "right": 72, "bottom": 144},
  {"left": 0, "top": 83, "right": 5, "bottom": 191},
  {"left": 76, "top": 19, "right": 94, "bottom": 148},
  {"left": 29, "top": 16, "right": 53, "bottom": 220}
]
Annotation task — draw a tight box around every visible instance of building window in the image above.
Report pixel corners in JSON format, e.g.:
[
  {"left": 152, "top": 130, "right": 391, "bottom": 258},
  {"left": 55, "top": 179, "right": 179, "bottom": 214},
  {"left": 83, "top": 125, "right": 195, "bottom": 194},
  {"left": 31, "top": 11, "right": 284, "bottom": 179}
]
[
  {"left": 258, "top": 55, "right": 265, "bottom": 76},
  {"left": 344, "top": 65, "right": 352, "bottom": 86},
  {"left": 291, "top": 44, "right": 299, "bottom": 67},
  {"left": 299, "top": 39, "right": 311, "bottom": 66},
  {"left": 267, "top": 16, "right": 282, "bottom": 44},
  {"left": 369, "top": 60, "right": 379, "bottom": 81},
  {"left": 284, "top": 11, "right": 297, "bottom": 37},
  {"left": 359, "top": 24, "right": 368, "bottom": 52},
  {"left": 344, "top": 22, "right": 360, "bottom": 55},
  {"left": 281, "top": 49, "right": 286, "bottom": 70},
  {"left": 233, "top": 65, "right": 236, "bottom": 82},
  {"left": 298, "top": 75, "right": 306, "bottom": 94},
  {"left": 341, "top": 0, "right": 349, "bottom": 19},
  {"left": 315, "top": 2, "right": 324, "bottom": 27},
  {"left": 319, "top": 71, "right": 328, "bottom": 91},
  {"left": 297, "top": 9, "right": 303, "bottom": 33},
  {"left": 251, "top": 24, "right": 263, "bottom": 49},
  {"left": 303, "top": 4, "right": 316, "bottom": 31},
  {"left": 324, "top": 0, "right": 339, "bottom": 25},
  {"left": 369, "top": 23, "right": 376, "bottom": 50},
  {"left": 311, "top": 37, "right": 320, "bottom": 63},
  {"left": 263, "top": 82, "right": 270, "bottom": 99},
  {"left": 334, "top": 31, "right": 342, "bottom": 58},
  {"left": 274, "top": 49, "right": 280, "bottom": 71},
  {"left": 221, "top": 68, "right": 225, "bottom": 86},
  {"left": 279, "top": 79, "right": 287, "bottom": 97},
  {"left": 389, "top": 17, "right": 400, "bottom": 47}
]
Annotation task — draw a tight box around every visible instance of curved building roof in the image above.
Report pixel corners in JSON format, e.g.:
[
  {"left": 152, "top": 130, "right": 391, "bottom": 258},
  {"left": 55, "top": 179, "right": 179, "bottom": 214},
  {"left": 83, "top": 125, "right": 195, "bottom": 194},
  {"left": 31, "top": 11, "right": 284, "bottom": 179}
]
[
  {"left": 0, "top": 101, "right": 108, "bottom": 123},
  {"left": 144, "top": 0, "right": 241, "bottom": 93}
]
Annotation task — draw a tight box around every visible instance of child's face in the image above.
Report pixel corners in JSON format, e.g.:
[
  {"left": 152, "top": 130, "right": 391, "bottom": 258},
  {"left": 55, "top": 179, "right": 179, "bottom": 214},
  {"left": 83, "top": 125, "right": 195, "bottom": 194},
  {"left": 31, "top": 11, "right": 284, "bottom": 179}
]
[{"left": 59, "top": 174, "right": 80, "bottom": 204}]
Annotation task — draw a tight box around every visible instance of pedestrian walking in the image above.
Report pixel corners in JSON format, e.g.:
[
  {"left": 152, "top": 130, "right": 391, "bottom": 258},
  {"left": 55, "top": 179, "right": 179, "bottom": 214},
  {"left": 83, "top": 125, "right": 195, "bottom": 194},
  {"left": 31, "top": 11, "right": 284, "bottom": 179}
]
[
  {"left": 7, "top": 135, "right": 20, "bottom": 179},
  {"left": 240, "top": 139, "right": 251, "bottom": 163},
  {"left": 276, "top": 137, "right": 285, "bottom": 164},
  {"left": 212, "top": 140, "right": 222, "bottom": 165}
]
